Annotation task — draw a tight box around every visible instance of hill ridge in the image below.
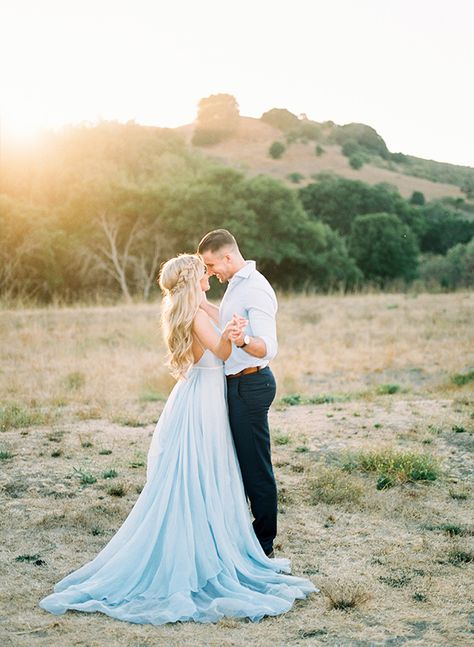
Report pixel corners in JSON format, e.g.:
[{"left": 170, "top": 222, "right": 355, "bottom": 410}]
[{"left": 176, "top": 116, "right": 471, "bottom": 202}]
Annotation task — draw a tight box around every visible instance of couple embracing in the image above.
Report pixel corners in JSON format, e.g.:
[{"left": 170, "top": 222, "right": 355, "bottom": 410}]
[{"left": 40, "top": 229, "right": 316, "bottom": 625}]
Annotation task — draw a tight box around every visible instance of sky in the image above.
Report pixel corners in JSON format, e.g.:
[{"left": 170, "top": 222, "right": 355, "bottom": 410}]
[{"left": 1, "top": 0, "right": 473, "bottom": 166}]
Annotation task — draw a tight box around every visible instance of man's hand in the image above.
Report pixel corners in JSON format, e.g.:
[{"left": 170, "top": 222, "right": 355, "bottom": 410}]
[
  {"left": 222, "top": 315, "right": 247, "bottom": 341},
  {"left": 229, "top": 314, "right": 248, "bottom": 346}
]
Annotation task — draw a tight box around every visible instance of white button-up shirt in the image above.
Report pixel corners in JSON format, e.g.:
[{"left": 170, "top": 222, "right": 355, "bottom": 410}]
[{"left": 219, "top": 261, "right": 278, "bottom": 376}]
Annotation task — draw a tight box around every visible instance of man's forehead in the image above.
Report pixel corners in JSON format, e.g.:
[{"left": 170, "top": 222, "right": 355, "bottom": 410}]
[{"left": 202, "top": 250, "right": 224, "bottom": 263}]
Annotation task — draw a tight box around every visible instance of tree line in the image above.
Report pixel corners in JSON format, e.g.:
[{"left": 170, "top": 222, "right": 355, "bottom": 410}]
[{"left": 1, "top": 121, "right": 473, "bottom": 303}]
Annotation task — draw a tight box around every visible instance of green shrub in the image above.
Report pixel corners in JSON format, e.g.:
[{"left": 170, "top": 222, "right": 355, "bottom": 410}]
[
  {"left": 391, "top": 152, "right": 408, "bottom": 163},
  {"left": 269, "top": 141, "right": 286, "bottom": 159},
  {"left": 280, "top": 393, "right": 302, "bottom": 406},
  {"left": 451, "top": 370, "right": 474, "bottom": 386},
  {"left": 342, "top": 140, "right": 360, "bottom": 157},
  {"left": 107, "top": 483, "right": 127, "bottom": 497},
  {"left": 342, "top": 449, "right": 440, "bottom": 485},
  {"left": 320, "top": 581, "right": 371, "bottom": 610},
  {"left": 287, "top": 172, "right": 305, "bottom": 184},
  {"left": 315, "top": 145, "right": 325, "bottom": 156},
  {"left": 433, "top": 524, "right": 467, "bottom": 536},
  {"left": 274, "top": 433, "right": 291, "bottom": 446},
  {"left": 73, "top": 467, "right": 97, "bottom": 485},
  {"left": 102, "top": 469, "right": 118, "bottom": 479},
  {"left": 413, "top": 592, "right": 428, "bottom": 602},
  {"left": 349, "top": 154, "right": 364, "bottom": 170},
  {"left": 410, "top": 191, "right": 425, "bottom": 206},
  {"left": 449, "top": 488, "right": 469, "bottom": 500},
  {"left": 447, "top": 550, "right": 474, "bottom": 565},
  {"left": 376, "top": 474, "right": 395, "bottom": 490},
  {"left": 377, "top": 384, "right": 400, "bottom": 395},
  {"left": 15, "top": 554, "right": 42, "bottom": 563}
]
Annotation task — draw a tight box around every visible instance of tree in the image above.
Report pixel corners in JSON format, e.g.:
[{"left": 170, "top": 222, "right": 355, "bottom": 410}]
[
  {"left": 300, "top": 176, "right": 415, "bottom": 237},
  {"left": 192, "top": 94, "right": 239, "bottom": 146},
  {"left": 261, "top": 108, "right": 300, "bottom": 131},
  {"left": 269, "top": 141, "right": 286, "bottom": 159},
  {"left": 419, "top": 240, "right": 474, "bottom": 289},
  {"left": 418, "top": 203, "right": 474, "bottom": 254},
  {"left": 410, "top": 191, "right": 425, "bottom": 206},
  {"left": 240, "top": 175, "right": 361, "bottom": 290},
  {"left": 0, "top": 195, "right": 71, "bottom": 301},
  {"left": 349, "top": 213, "right": 419, "bottom": 284},
  {"left": 332, "top": 123, "right": 389, "bottom": 159},
  {"left": 445, "top": 240, "right": 474, "bottom": 287},
  {"left": 342, "top": 140, "right": 360, "bottom": 157}
]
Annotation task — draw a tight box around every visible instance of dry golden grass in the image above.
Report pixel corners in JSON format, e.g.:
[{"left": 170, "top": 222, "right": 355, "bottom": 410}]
[
  {"left": 1, "top": 292, "right": 473, "bottom": 646},
  {"left": 182, "top": 116, "right": 465, "bottom": 200}
]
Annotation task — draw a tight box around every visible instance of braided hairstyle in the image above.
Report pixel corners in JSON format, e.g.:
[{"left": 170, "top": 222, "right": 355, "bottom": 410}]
[{"left": 158, "top": 254, "right": 205, "bottom": 379}]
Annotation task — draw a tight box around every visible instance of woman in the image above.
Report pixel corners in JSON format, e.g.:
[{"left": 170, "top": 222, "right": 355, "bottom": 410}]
[{"left": 39, "top": 254, "right": 316, "bottom": 625}]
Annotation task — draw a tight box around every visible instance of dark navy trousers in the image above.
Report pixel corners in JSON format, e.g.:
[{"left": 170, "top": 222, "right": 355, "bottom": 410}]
[{"left": 226, "top": 366, "right": 277, "bottom": 555}]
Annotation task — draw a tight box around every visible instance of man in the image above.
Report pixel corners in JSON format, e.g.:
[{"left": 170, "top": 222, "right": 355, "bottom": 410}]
[{"left": 197, "top": 229, "right": 278, "bottom": 558}]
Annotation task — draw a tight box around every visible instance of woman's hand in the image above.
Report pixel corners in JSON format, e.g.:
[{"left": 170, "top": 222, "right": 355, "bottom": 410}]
[{"left": 222, "top": 316, "right": 247, "bottom": 341}]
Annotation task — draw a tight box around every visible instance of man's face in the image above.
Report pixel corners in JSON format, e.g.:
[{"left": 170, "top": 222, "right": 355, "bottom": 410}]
[{"left": 200, "top": 249, "right": 234, "bottom": 283}]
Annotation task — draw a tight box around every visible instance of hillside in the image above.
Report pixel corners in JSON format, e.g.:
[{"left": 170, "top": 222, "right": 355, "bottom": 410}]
[{"left": 178, "top": 116, "right": 467, "bottom": 202}]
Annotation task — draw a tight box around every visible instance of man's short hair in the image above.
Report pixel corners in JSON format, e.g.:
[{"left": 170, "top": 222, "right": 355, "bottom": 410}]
[{"left": 197, "top": 229, "right": 237, "bottom": 255}]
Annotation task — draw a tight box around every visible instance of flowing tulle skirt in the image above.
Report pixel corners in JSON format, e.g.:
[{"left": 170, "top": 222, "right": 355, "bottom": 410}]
[{"left": 39, "top": 354, "right": 316, "bottom": 625}]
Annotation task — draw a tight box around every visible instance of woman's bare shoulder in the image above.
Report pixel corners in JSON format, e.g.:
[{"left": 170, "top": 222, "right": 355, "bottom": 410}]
[{"left": 192, "top": 309, "right": 213, "bottom": 331}]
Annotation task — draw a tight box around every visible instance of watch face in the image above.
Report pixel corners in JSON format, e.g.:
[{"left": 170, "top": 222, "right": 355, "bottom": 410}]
[{"left": 244, "top": 335, "right": 250, "bottom": 345}]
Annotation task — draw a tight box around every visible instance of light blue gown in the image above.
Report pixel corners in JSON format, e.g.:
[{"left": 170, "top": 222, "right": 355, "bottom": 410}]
[{"left": 39, "top": 349, "right": 316, "bottom": 625}]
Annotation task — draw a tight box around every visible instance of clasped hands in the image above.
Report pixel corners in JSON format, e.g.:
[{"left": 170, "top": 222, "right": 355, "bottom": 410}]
[{"left": 222, "top": 314, "right": 248, "bottom": 346}]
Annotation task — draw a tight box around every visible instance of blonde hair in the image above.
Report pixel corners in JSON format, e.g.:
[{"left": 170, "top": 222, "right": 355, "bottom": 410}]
[{"left": 158, "top": 254, "right": 205, "bottom": 379}]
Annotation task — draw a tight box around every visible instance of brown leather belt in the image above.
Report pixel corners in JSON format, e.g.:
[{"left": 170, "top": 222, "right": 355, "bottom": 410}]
[{"left": 227, "top": 366, "right": 261, "bottom": 379}]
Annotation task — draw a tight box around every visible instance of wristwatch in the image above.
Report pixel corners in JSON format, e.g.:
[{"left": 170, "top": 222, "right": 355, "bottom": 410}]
[{"left": 237, "top": 334, "right": 250, "bottom": 348}]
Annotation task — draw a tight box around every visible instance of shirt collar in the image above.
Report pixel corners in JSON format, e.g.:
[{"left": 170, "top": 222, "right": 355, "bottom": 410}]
[{"left": 229, "top": 260, "right": 256, "bottom": 283}]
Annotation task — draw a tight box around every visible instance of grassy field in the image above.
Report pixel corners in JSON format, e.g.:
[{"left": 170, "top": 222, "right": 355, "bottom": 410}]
[{"left": 1, "top": 292, "right": 473, "bottom": 646}]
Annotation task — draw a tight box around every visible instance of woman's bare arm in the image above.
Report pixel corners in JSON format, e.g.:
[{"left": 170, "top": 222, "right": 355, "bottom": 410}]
[
  {"left": 192, "top": 310, "right": 246, "bottom": 361},
  {"left": 199, "top": 294, "right": 220, "bottom": 324}
]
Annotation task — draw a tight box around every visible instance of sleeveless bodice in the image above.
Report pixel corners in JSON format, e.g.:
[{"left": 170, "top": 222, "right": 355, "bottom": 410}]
[{"left": 191, "top": 348, "right": 224, "bottom": 370}]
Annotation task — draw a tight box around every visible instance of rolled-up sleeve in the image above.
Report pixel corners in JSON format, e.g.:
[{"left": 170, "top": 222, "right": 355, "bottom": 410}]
[{"left": 247, "top": 287, "right": 278, "bottom": 361}]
